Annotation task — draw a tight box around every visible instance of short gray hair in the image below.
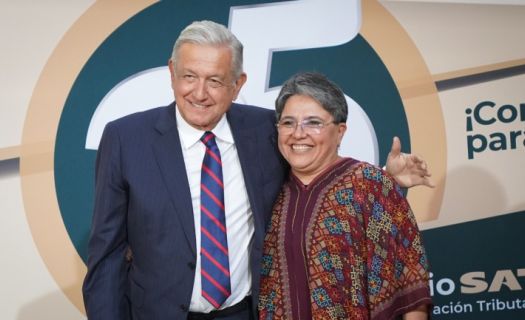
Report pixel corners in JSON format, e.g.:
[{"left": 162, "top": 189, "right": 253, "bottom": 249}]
[
  {"left": 275, "top": 72, "right": 348, "bottom": 123},
  {"left": 171, "top": 20, "right": 244, "bottom": 80}
]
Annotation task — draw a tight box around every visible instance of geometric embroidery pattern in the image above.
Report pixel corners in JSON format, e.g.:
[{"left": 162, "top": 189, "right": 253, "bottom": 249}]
[{"left": 258, "top": 158, "right": 432, "bottom": 319}]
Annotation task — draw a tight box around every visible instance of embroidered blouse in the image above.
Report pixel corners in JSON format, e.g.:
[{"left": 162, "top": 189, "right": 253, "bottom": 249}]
[{"left": 259, "top": 158, "right": 432, "bottom": 319}]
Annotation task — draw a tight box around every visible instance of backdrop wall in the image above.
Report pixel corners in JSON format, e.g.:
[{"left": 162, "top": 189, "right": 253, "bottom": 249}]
[{"left": 1, "top": 1, "right": 524, "bottom": 319}]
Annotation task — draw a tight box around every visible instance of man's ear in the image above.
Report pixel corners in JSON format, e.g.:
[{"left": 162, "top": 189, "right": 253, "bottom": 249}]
[
  {"left": 168, "top": 59, "right": 177, "bottom": 90},
  {"left": 168, "top": 59, "right": 176, "bottom": 79},
  {"left": 232, "top": 73, "right": 247, "bottom": 101}
]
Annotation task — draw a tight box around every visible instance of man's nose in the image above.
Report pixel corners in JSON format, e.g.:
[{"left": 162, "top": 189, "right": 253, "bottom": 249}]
[{"left": 192, "top": 80, "right": 208, "bottom": 100}]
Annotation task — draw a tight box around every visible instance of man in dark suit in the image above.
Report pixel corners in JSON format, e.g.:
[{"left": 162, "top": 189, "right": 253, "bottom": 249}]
[{"left": 83, "top": 20, "right": 432, "bottom": 320}]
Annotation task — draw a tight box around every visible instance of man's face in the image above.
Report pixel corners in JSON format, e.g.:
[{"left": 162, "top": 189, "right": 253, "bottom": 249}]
[{"left": 169, "top": 43, "right": 247, "bottom": 131}]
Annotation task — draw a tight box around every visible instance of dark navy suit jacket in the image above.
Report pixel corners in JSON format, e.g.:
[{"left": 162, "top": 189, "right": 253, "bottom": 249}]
[{"left": 82, "top": 102, "right": 287, "bottom": 319}]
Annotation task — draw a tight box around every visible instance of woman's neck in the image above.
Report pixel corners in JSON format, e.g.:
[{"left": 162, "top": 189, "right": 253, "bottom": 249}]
[{"left": 292, "top": 156, "right": 343, "bottom": 186}]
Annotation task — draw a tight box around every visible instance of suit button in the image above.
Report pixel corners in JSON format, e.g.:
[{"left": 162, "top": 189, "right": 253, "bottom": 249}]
[
  {"left": 180, "top": 304, "right": 188, "bottom": 311},
  {"left": 187, "top": 262, "right": 195, "bottom": 270}
]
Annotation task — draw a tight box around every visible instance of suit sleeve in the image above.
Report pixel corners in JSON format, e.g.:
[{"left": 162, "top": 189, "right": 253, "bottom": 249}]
[{"left": 82, "top": 122, "right": 130, "bottom": 319}]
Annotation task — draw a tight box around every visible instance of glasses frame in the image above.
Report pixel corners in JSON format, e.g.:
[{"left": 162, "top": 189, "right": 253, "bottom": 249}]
[{"left": 276, "top": 117, "right": 338, "bottom": 135}]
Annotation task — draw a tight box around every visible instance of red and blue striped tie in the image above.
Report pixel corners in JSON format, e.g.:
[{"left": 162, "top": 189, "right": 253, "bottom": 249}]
[{"left": 200, "top": 131, "right": 231, "bottom": 308}]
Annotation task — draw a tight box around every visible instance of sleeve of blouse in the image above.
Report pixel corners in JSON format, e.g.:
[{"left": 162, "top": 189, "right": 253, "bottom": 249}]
[{"left": 354, "top": 164, "right": 432, "bottom": 319}]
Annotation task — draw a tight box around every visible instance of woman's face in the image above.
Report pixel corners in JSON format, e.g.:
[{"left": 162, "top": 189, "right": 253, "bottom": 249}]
[{"left": 277, "top": 94, "right": 347, "bottom": 183}]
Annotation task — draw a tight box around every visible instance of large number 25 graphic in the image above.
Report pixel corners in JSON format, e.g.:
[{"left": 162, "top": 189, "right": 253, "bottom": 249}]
[
  {"left": 230, "top": 0, "right": 377, "bottom": 164},
  {"left": 87, "top": 0, "right": 378, "bottom": 164}
]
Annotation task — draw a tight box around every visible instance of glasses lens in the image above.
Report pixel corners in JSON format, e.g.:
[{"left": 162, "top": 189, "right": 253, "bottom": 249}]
[
  {"left": 277, "top": 119, "right": 331, "bottom": 134},
  {"left": 277, "top": 119, "right": 294, "bottom": 133},
  {"left": 303, "top": 120, "right": 322, "bottom": 134}
]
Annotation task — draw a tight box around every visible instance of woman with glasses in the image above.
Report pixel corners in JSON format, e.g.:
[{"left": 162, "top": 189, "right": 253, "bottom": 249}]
[{"left": 258, "top": 72, "right": 432, "bottom": 320}]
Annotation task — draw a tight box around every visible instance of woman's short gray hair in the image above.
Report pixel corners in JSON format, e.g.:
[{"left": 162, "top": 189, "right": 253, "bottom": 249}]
[
  {"left": 171, "top": 20, "right": 244, "bottom": 80},
  {"left": 275, "top": 72, "right": 348, "bottom": 123}
]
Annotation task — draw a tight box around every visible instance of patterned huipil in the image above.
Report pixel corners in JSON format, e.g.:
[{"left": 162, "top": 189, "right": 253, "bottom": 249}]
[{"left": 258, "top": 158, "right": 432, "bottom": 320}]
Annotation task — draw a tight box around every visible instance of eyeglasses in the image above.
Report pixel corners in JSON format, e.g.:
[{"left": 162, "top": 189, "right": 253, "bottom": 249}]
[
  {"left": 276, "top": 118, "right": 337, "bottom": 135},
  {"left": 178, "top": 73, "right": 232, "bottom": 90}
]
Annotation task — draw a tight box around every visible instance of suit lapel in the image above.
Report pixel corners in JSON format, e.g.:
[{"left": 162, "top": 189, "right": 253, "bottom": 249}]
[
  {"left": 152, "top": 104, "right": 196, "bottom": 257},
  {"left": 227, "top": 106, "right": 266, "bottom": 237}
]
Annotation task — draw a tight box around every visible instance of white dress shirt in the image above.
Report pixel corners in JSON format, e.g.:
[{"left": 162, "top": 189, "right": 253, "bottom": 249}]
[{"left": 175, "top": 106, "right": 254, "bottom": 312}]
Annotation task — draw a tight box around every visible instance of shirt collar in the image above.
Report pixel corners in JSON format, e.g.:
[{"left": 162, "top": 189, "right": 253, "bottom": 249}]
[{"left": 175, "top": 103, "right": 234, "bottom": 149}]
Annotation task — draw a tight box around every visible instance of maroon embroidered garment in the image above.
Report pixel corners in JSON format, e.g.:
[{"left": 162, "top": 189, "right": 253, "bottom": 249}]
[{"left": 259, "top": 158, "right": 432, "bottom": 319}]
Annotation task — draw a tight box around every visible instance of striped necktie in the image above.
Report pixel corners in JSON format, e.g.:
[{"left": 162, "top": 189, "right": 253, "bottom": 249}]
[{"left": 200, "top": 131, "right": 231, "bottom": 308}]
